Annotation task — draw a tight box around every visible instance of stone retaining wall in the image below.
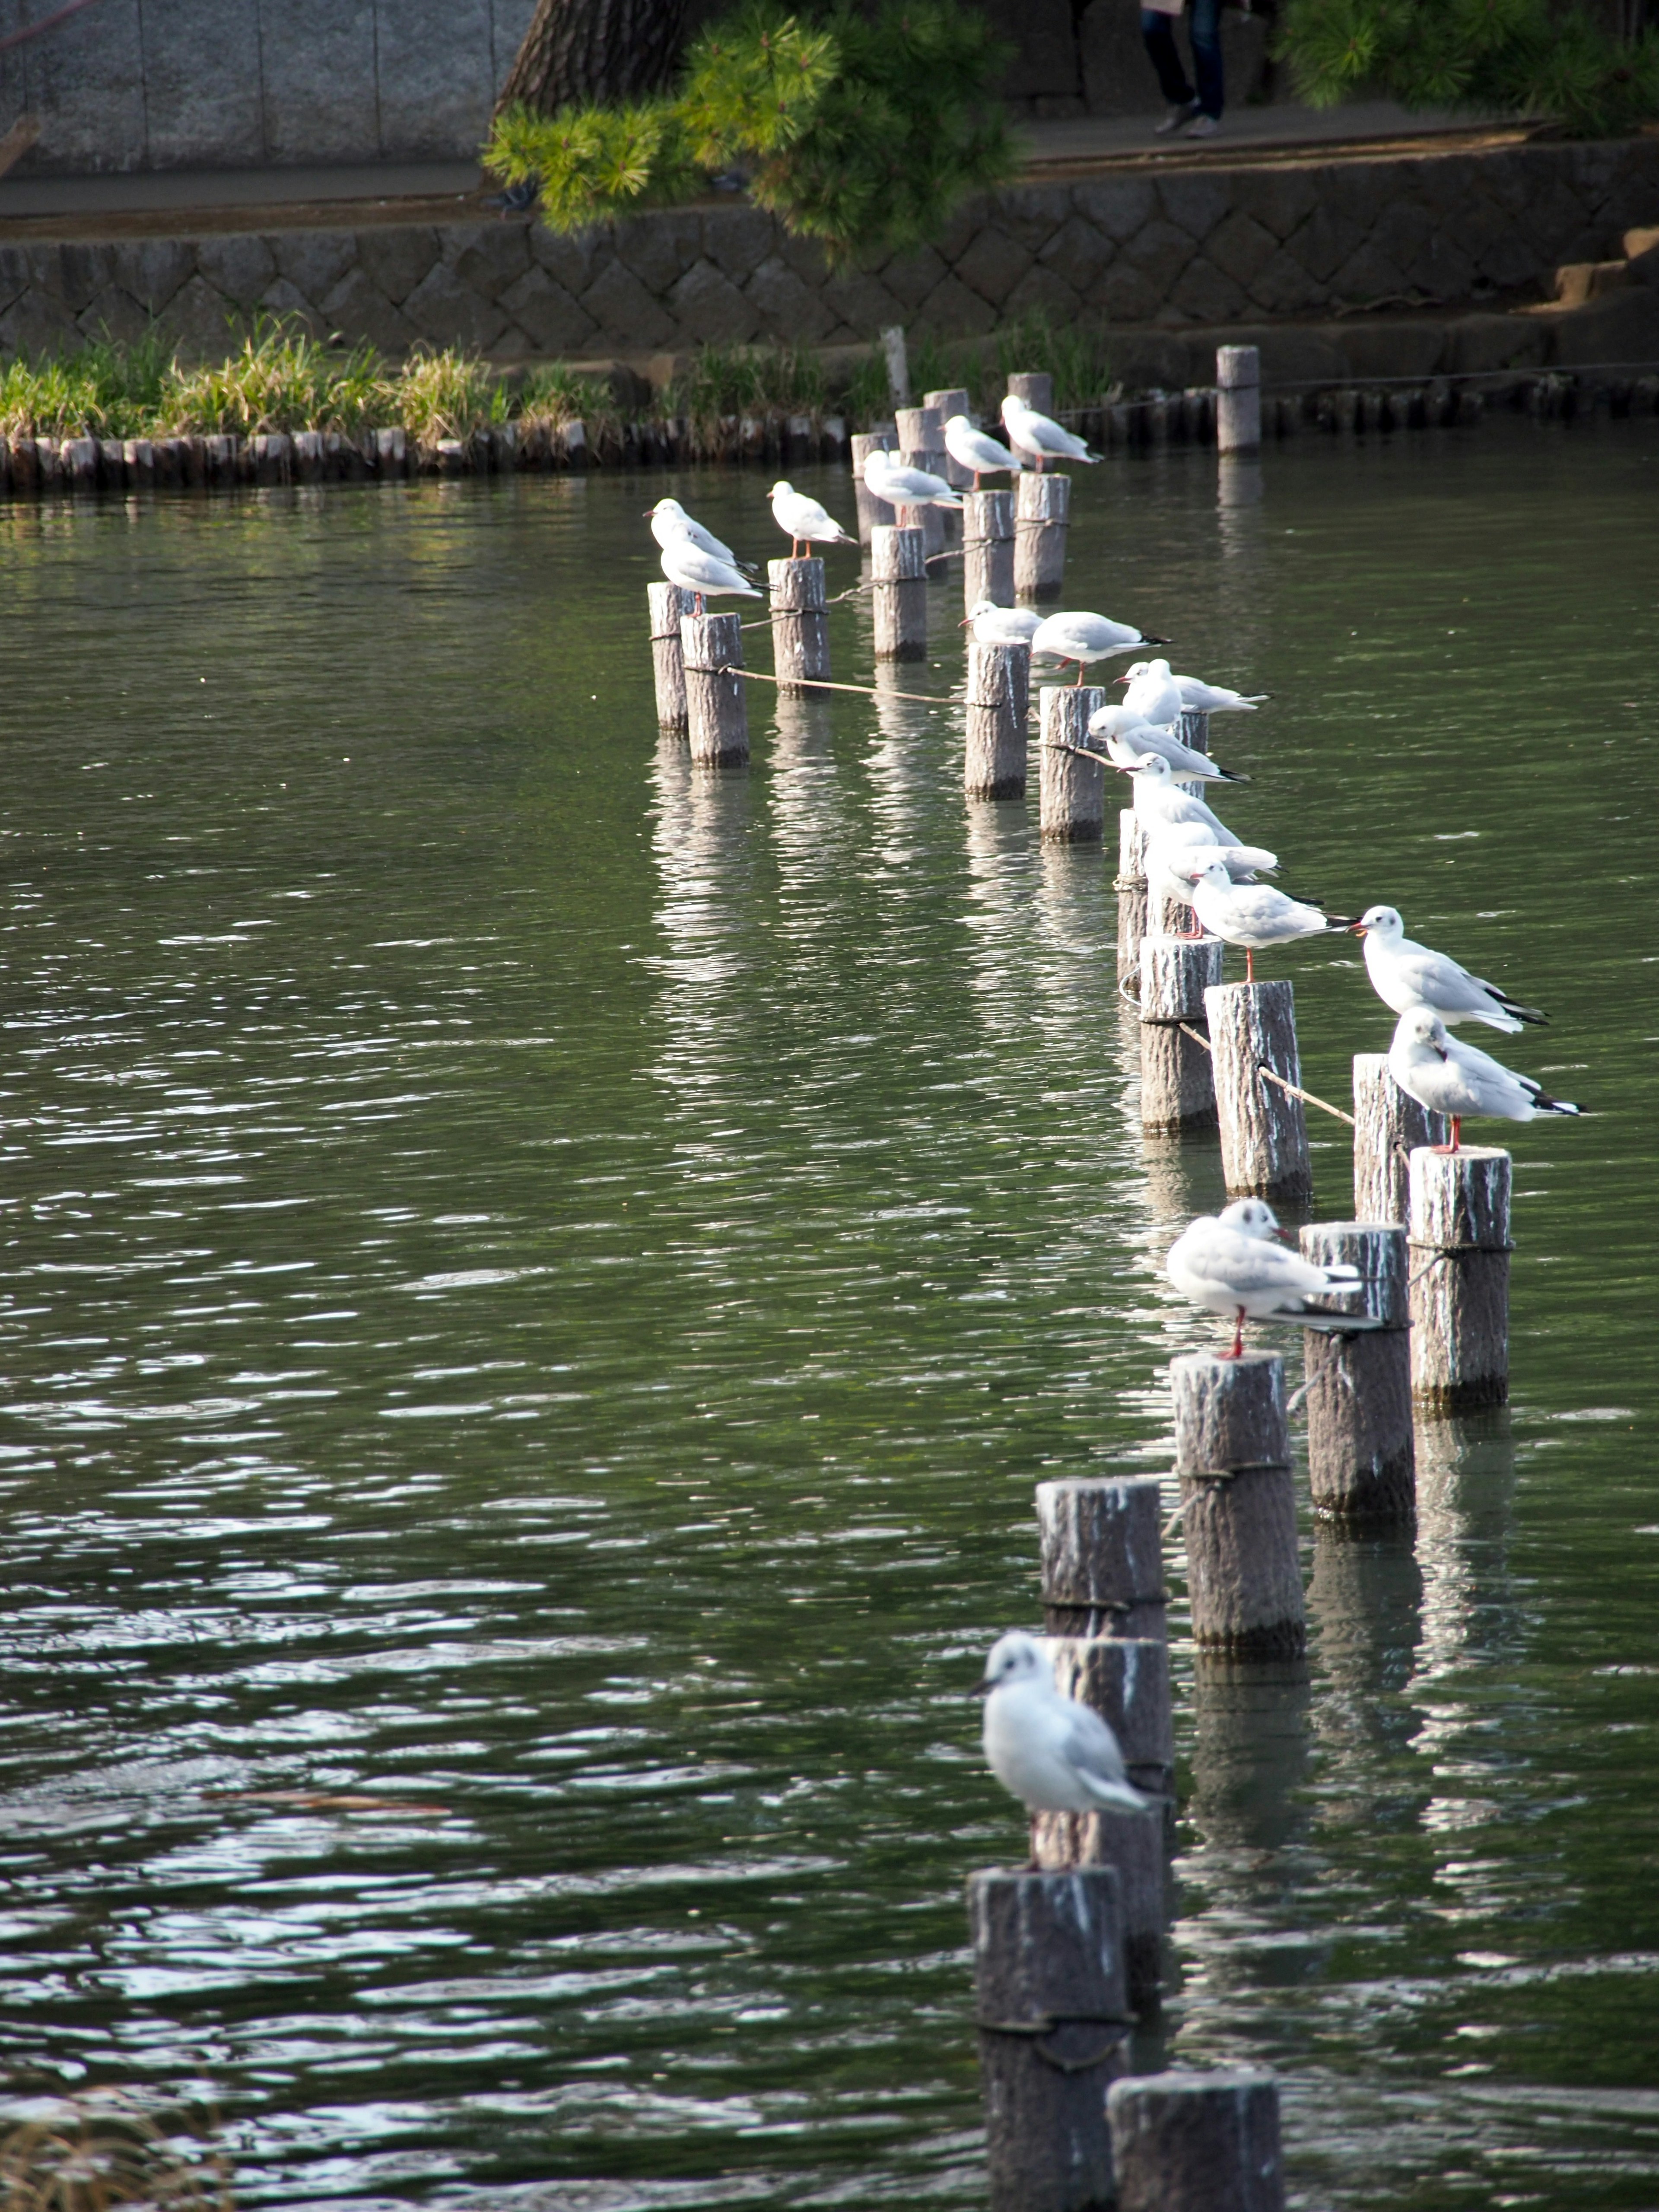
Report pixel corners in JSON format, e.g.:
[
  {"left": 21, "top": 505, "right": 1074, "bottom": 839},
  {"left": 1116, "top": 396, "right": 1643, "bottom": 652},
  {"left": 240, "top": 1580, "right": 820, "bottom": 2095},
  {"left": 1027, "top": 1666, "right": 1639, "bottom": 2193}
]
[{"left": 3, "top": 136, "right": 1658, "bottom": 364}]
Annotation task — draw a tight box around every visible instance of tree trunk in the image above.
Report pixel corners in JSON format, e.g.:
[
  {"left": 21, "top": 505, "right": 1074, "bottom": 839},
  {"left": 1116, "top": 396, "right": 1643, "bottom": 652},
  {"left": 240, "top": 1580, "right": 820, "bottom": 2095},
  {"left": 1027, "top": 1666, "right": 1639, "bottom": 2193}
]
[{"left": 496, "top": 0, "right": 689, "bottom": 115}]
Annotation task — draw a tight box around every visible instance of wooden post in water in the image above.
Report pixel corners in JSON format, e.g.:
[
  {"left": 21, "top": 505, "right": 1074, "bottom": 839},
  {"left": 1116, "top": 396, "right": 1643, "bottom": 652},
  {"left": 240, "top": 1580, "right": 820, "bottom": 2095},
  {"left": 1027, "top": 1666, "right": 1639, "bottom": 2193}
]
[
  {"left": 1172, "top": 1352, "right": 1305, "bottom": 1658},
  {"left": 965, "top": 641, "right": 1029, "bottom": 799},
  {"left": 1217, "top": 346, "right": 1262, "bottom": 456},
  {"left": 1205, "top": 982, "right": 1313, "bottom": 1205},
  {"left": 1007, "top": 371, "right": 1055, "bottom": 413},
  {"left": 680, "top": 611, "right": 749, "bottom": 767},
  {"left": 1140, "top": 935, "right": 1223, "bottom": 1134},
  {"left": 1116, "top": 810, "right": 1148, "bottom": 992},
  {"left": 648, "top": 582, "right": 694, "bottom": 730},
  {"left": 926, "top": 385, "right": 973, "bottom": 486},
  {"left": 1299, "top": 1222, "right": 1414, "bottom": 1523},
  {"left": 851, "top": 426, "right": 896, "bottom": 544},
  {"left": 1353, "top": 1053, "right": 1447, "bottom": 1222},
  {"left": 1036, "top": 1477, "right": 1167, "bottom": 1641},
  {"left": 1109, "top": 2071, "right": 1284, "bottom": 2212},
  {"left": 968, "top": 1866, "right": 1128, "bottom": 2212},
  {"left": 871, "top": 524, "right": 927, "bottom": 660},
  {"left": 1015, "top": 472, "right": 1070, "bottom": 600},
  {"left": 963, "top": 490, "right": 1015, "bottom": 608},
  {"left": 1408, "top": 1146, "right": 1511, "bottom": 1410},
  {"left": 768, "top": 556, "right": 830, "bottom": 690},
  {"left": 896, "top": 404, "right": 947, "bottom": 561},
  {"left": 1039, "top": 687, "right": 1105, "bottom": 842}
]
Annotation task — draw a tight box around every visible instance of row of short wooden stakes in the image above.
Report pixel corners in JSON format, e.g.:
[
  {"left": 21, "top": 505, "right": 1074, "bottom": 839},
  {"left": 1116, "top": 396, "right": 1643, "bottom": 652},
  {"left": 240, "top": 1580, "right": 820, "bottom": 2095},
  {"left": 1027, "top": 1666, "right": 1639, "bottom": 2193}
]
[{"left": 644, "top": 359, "right": 1510, "bottom": 2212}]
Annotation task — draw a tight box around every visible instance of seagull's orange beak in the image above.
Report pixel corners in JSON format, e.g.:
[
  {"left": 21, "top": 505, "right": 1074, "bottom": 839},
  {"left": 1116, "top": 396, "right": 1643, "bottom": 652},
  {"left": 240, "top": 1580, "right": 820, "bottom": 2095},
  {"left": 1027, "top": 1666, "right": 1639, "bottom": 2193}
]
[{"left": 1349, "top": 922, "right": 1368, "bottom": 936}]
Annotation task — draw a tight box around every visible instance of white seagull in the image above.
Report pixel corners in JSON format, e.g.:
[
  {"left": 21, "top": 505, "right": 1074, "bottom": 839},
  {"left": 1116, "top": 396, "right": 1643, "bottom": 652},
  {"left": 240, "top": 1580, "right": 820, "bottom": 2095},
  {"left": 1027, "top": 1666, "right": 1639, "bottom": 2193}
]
[
  {"left": 1120, "top": 658, "right": 1185, "bottom": 728},
  {"left": 979, "top": 1631, "right": 1155, "bottom": 1860},
  {"left": 1387, "top": 1005, "right": 1581, "bottom": 1154},
  {"left": 1191, "top": 859, "right": 1358, "bottom": 982},
  {"left": 960, "top": 600, "right": 1041, "bottom": 647},
  {"left": 1116, "top": 751, "right": 1242, "bottom": 841},
  {"left": 863, "top": 448, "right": 963, "bottom": 511},
  {"left": 658, "top": 539, "right": 764, "bottom": 615},
  {"left": 1031, "top": 610, "right": 1166, "bottom": 686},
  {"left": 1121, "top": 659, "right": 1267, "bottom": 715},
  {"left": 646, "top": 496, "right": 756, "bottom": 575},
  {"left": 1088, "top": 703, "right": 1246, "bottom": 782},
  {"left": 1354, "top": 905, "right": 1545, "bottom": 1033},
  {"left": 1000, "top": 393, "right": 1101, "bottom": 471},
  {"left": 944, "top": 414, "right": 1026, "bottom": 489},
  {"left": 1167, "top": 1197, "right": 1379, "bottom": 1360},
  {"left": 1146, "top": 832, "right": 1279, "bottom": 935},
  {"left": 769, "top": 480, "right": 854, "bottom": 558}
]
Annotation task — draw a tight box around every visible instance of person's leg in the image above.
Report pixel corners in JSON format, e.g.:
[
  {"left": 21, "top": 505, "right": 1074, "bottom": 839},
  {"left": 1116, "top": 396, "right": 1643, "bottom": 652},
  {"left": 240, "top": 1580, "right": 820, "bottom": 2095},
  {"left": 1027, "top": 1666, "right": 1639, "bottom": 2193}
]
[
  {"left": 1186, "top": 0, "right": 1224, "bottom": 118},
  {"left": 1141, "top": 10, "right": 1196, "bottom": 108}
]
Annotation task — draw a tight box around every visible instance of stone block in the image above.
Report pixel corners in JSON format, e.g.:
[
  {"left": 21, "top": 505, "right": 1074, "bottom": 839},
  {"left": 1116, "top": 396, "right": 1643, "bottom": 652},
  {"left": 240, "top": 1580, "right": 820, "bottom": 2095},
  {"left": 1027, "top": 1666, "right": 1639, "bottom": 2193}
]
[
  {"left": 1001, "top": 264, "right": 1084, "bottom": 320},
  {"left": 1204, "top": 209, "right": 1278, "bottom": 292},
  {"left": 319, "top": 267, "right": 421, "bottom": 354},
  {"left": 1332, "top": 319, "right": 1447, "bottom": 380},
  {"left": 1405, "top": 227, "right": 1475, "bottom": 304},
  {"left": 1249, "top": 324, "right": 1351, "bottom": 384},
  {"left": 931, "top": 199, "right": 990, "bottom": 265},
  {"left": 261, "top": 0, "right": 378, "bottom": 162},
  {"left": 1072, "top": 175, "right": 1157, "bottom": 244},
  {"left": 1366, "top": 198, "right": 1437, "bottom": 286},
  {"left": 444, "top": 222, "right": 532, "bottom": 301},
  {"left": 1281, "top": 204, "right": 1365, "bottom": 286},
  {"left": 498, "top": 264, "right": 601, "bottom": 353},
  {"left": 577, "top": 257, "right": 680, "bottom": 349},
  {"left": 271, "top": 229, "right": 360, "bottom": 301},
  {"left": 1098, "top": 261, "right": 1165, "bottom": 323},
  {"left": 1166, "top": 255, "right": 1249, "bottom": 324},
  {"left": 1230, "top": 166, "right": 1319, "bottom": 244},
  {"left": 742, "top": 255, "right": 839, "bottom": 343},
  {"left": 666, "top": 257, "right": 761, "bottom": 343},
  {"left": 1546, "top": 286, "right": 1659, "bottom": 366},
  {"left": 531, "top": 225, "right": 602, "bottom": 295},
  {"left": 159, "top": 273, "right": 245, "bottom": 359},
  {"left": 909, "top": 270, "right": 998, "bottom": 338},
  {"left": 1244, "top": 248, "right": 1324, "bottom": 319},
  {"left": 1109, "top": 331, "right": 1205, "bottom": 389},
  {"left": 818, "top": 267, "right": 906, "bottom": 335},
  {"left": 1440, "top": 312, "right": 1549, "bottom": 375},
  {"left": 1157, "top": 170, "right": 1232, "bottom": 245},
  {"left": 0, "top": 246, "right": 29, "bottom": 316},
  {"left": 34, "top": 242, "right": 114, "bottom": 313},
  {"left": 18, "top": 0, "right": 146, "bottom": 173},
  {"left": 401, "top": 259, "right": 510, "bottom": 350},
  {"left": 1039, "top": 214, "right": 1115, "bottom": 295},
  {"left": 953, "top": 223, "right": 1035, "bottom": 308},
  {"left": 988, "top": 183, "right": 1074, "bottom": 255},
  {"left": 356, "top": 225, "right": 445, "bottom": 304},
  {"left": 258, "top": 277, "right": 325, "bottom": 333},
  {"left": 772, "top": 225, "right": 835, "bottom": 286},
  {"left": 1329, "top": 240, "right": 1408, "bottom": 306},
  {"left": 196, "top": 232, "right": 279, "bottom": 307},
  {"left": 700, "top": 206, "right": 780, "bottom": 283},
  {"left": 0, "top": 289, "right": 81, "bottom": 356},
  {"left": 882, "top": 243, "right": 951, "bottom": 313},
  {"left": 375, "top": 0, "right": 496, "bottom": 161},
  {"left": 613, "top": 210, "right": 705, "bottom": 294},
  {"left": 76, "top": 283, "right": 153, "bottom": 346}
]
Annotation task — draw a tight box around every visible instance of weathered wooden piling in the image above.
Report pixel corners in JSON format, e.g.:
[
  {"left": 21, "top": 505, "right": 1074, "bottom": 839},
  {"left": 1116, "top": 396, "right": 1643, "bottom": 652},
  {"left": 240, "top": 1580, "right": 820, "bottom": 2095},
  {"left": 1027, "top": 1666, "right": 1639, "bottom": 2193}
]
[
  {"left": 968, "top": 1866, "right": 1129, "bottom": 2212},
  {"left": 680, "top": 611, "right": 749, "bottom": 767},
  {"left": 896, "top": 403, "right": 947, "bottom": 559},
  {"left": 1408, "top": 1145, "right": 1511, "bottom": 1410},
  {"left": 965, "top": 641, "right": 1030, "bottom": 799},
  {"left": 851, "top": 425, "right": 897, "bottom": 543},
  {"left": 1139, "top": 934, "right": 1224, "bottom": 1134},
  {"left": 926, "top": 385, "right": 973, "bottom": 486},
  {"left": 1115, "top": 810, "right": 1148, "bottom": 991},
  {"left": 1007, "top": 371, "right": 1055, "bottom": 413},
  {"left": 871, "top": 523, "right": 927, "bottom": 660},
  {"left": 1108, "top": 2071, "right": 1284, "bottom": 2212},
  {"left": 1217, "top": 345, "right": 1262, "bottom": 456},
  {"left": 1036, "top": 1476, "right": 1167, "bottom": 1642},
  {"left": 963, "top": 489, "right": 1015, "bottom": 608},
  {"left": 1172, "top": 1352, "right": 1305, "bottom": 1658},
  {"left": 648, "top": 582, "right": 694, "bottom": 730},
  {"left": 767, "top": 556, "right": 830, "bottom": 690},
  {"left": 99, "top": 437, "right": 126, "bottom": 487},
  {"left": 1015, "top": 472, "right": 1071, "bottom": 600},
  {"left": 1039, "top": 687, "right": 1106, "bottom": 842},
  {"left": 1353, "top": 1052, "right": 1447, "bottom": 1222},
  {"left": 1299, "top": 1222, "right": 1414, "bottom": 1523},
  {"left": 124, "top": 437, "right": 154, "bottom": 489},
  {"left": 1205, "top": 982, "right": 1313, "bottom": 1205}
]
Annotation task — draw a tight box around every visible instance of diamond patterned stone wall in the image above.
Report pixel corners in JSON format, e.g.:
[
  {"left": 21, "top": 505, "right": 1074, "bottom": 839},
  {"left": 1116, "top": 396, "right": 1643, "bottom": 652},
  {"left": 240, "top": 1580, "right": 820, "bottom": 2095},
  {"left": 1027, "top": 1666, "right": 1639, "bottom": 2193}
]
[{"left": 3, "top": 138, "right": 1657, "bottom": 364}]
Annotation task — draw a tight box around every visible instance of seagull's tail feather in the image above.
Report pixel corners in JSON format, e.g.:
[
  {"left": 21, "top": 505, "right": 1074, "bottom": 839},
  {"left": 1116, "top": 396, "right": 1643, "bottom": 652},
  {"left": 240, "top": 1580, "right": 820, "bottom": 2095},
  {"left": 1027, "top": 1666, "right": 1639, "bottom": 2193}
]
[
  {"left": 1081, "top": 1775, "right": 1158, "bottom": 1815},
  {"left": 736, "top": 560, "right": 760, "bottom": 577},
  {"left": 1212, "top": 766, "right": 1251, "bottom": 782},
  {"left": 1296, "top": 1305, "right": 1387, "bottom": 1333},
  {"left": 1141, "top": 632, "right": 1171, "bottom": 647},
  {"left": 1495, "top": 994, "right": 1548, "bottom": 1025},
  {"left": 1324, "top": 913, "right": 1364, "bottom": 930},
  {"left": 1533, "top": 1090, "right": 1582, "bottom": 1116}
]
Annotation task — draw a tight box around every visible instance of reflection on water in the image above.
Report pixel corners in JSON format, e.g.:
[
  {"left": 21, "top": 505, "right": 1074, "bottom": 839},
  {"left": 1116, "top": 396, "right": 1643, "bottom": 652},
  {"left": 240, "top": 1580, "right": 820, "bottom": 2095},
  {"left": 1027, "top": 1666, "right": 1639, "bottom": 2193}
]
[{"left": 0, "top": 428, "right": 1656, "bottom": 2208}]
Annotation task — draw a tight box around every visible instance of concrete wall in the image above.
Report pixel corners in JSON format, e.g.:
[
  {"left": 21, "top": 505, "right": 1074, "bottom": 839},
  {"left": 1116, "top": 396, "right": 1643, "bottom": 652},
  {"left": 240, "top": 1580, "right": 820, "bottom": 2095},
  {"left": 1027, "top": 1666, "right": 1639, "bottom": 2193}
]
[
  {"left": 0, "top": 0, "right": 538, "bottom": 174},
  {"left": 3, "top": 136, "right": 1658, "bottom": 362}
]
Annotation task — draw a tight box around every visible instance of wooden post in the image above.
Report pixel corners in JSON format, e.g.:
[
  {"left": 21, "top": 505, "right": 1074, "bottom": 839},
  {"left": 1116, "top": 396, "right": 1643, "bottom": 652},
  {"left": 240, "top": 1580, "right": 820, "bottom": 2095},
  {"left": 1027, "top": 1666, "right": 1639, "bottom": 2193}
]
[
  {"left": 965, "top": 641, "right": 1029, "bottom": 799},
  {"left": 63, "top": 436, "right": 99, "bottom": 491},
  {"left": 768, "top": 556, "right": 830, "bottom": 690},
  {"left": 99, "top": 437, "right": 127, "bottom": 488},
  {"left": 1353, "top": 1052, "right": 1447, "bottom": 1223},
  {"left": 123, "top": 437, "right": 155, "bottom": 490},
  {"left": 1039, "top": 687, "right": 1105, "bottom": 843},
  {"left": 963, "top": 489, "right": 1015, "bottom": 609},
  {"left": 1139, "top": 935, "right": 1223, "bottom": 1134},
  {"left": 1176, "top": 706, "right": 1209, "bottom": 765},
  {"left": 925, "top": 385, "right": 973, "bottom": 486},
  {"left": 851, "top": 426, "right": 897, "bottom": 544},
  {"left": 1205, "top": 982, "right": 1313, "bottom": 1205},
  {"left": 871, "top": 524, "right": 927, "bottom": 660},
  {"left": 1116, "top": 810, "right": 1148, "bottom": 991},
  {"left": 967, "top": 1866, "right": 1128, "bottom": 2212},
  {"left": 1007, "top": 371, "right": 1055, "bottom": 413},
  {"left": 1217, "top": 346, "right": 1262, "bottom": 456},
  {"left": 680, "top": 612, "right": 749, "bottom": 768},
  {"left": 1036, "top": 1477, "right": 1167, "bottom": 1641},
  {"left": 1172, "top": 1352, "right": 1305, "bottom": 1659},
  {"left": 648, "top": 582, "right": 694, "bottom": 731},
  {"left": 1015, "top": 472, "right": 1071, "bottom": 600},
  {"left": 1109, "top": 2071, "right": 1284, "bottom": 2212},
  {"left": 1299, "top": 1223, "right": 1414, "bottom": 1524},
  {"left": 1408, "top": 1146, "right": 1511, "bottom": 1411},
  {"left": 896, "top": 403, "right": 947, "bottom": 560}
]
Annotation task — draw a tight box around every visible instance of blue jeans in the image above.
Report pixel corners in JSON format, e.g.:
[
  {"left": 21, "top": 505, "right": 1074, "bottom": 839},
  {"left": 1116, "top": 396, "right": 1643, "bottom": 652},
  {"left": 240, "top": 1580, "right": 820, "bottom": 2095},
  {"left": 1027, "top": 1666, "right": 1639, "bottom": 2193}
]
[{"left": 1141, "top": 0, "right": 1224, "bottom": 119}]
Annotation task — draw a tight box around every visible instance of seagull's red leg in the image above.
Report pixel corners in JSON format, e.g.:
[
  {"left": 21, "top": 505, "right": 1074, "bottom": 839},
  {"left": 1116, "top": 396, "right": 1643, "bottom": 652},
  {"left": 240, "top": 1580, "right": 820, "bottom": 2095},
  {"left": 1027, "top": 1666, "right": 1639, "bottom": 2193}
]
[
  {"left": 1074, "top": 663, "right": 1085, "bottom": 687},
  {"left": 1245, "top": 947, "right": 1255, "bottom": 983},
  {"left": 1219, "top": 1306, "right": 1246, "bottom": 1360},
  {"left": 1451, "top": 1116, "right": 1461, "bottom": 1153}
]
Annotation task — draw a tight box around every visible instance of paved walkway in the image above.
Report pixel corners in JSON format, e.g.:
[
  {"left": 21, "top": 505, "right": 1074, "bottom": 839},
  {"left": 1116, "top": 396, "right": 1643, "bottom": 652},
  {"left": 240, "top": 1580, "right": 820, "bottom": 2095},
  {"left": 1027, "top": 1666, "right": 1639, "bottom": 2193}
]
[{"left": 1019, "top": 100, "right": 1510, "bottom": 168}]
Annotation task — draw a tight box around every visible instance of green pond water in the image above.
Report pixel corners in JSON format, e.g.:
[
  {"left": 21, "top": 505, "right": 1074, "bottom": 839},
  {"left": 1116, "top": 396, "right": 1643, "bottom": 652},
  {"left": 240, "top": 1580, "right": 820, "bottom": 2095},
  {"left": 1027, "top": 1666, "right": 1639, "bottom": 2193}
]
[{"left": 0, "top": 422, "right": 1655, "bottom": 2211}]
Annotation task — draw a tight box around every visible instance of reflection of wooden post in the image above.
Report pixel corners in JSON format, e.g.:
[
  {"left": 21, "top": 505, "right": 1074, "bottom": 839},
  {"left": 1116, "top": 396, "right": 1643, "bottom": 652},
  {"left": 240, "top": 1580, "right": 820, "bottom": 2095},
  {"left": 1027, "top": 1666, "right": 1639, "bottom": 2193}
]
[
  {"left": 1353, "top": 1052, "right": 1447, "bottom": 1222},
  {"left": 1116, "top": 809, "right": 1147, "bottom": 991},
  {"left": 1140, "top": 934, "right": 1223, "bottom": 1133},
  {"left": 1173, "top": 1352, "right": 1305, "bottom": 1659},
  {"left": 1109, "top": 2069, "right": 1285, "bottom": 2212},
  {"left": 1300, "top": 1223, "right": 1414, "bottom": 1523},
  {"left": 1039, "top": 687, "right": 1105, "bottom": 842},
  {"left": 1205, "top": 981, "right": 1313, "bottom": 1205},
  {"left": 1015, "top": 471, "right": 1070, "bottom": 598},
  {"left": 1036, "top": 1477, "right": 1166, "bottom": 1642},
  {"left": 871, "top": 524, "right": 927, "bottom": 660},
  {"left": 965, "top": 642, "right": 1028, "bottom": 799},
  {"left": 963, "top": 489, "right": 1015, "bottom": 607},
  {"left": 767, "top": 556, "right": 830, "bottom": 690},
  {"left": 680, "top": 613, "right": 749, "bottom": 767},
  {"left": 648, "top": 582, "right": 693, "bottom": 730},
  {"left": 969, "top": 1867, "right": 1128, "bottom": 2212},
  {"left": 1408, "top": 1146, "right": 1511, "bottom": 1409}
]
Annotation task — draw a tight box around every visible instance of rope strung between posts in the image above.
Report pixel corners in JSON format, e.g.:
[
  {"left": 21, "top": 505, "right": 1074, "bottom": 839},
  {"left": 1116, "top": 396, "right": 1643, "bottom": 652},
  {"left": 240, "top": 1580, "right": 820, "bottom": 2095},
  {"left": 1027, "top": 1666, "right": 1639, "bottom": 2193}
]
[
  {"left": 711, "top": 664, "right": 944, "bottom": 707},
  {"left": 1169, "top": 1021, "right": 1356, "bottom": 1127},
  {"left": 976, "top": 2013, "right": 1136, "bottom": 2072},
  {"left": 1161, "top": 1462, "right": 1290, "bottom": 1535},
  {"left": 1406, "top": 1237, "right": 1515, "bottom": 1289}
]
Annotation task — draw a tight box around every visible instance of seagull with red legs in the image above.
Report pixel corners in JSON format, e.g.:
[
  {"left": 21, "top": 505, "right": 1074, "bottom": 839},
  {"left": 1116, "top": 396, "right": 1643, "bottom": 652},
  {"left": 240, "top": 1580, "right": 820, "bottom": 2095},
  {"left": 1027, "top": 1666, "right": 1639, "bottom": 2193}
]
[
  {"left": 1166, "top": 1198, "right": 1382, "bottom": 1360},
  {"left": 1386, "top": 1005, "right": 1582, "bottom": 1155}
]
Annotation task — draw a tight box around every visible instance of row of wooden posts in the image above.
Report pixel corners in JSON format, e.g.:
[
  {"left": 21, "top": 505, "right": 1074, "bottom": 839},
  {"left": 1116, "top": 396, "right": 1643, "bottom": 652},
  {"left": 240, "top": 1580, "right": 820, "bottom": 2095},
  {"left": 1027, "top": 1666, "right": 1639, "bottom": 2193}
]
[{"left": 644, "top": 351, "right": 1508, "bottom": 2209}]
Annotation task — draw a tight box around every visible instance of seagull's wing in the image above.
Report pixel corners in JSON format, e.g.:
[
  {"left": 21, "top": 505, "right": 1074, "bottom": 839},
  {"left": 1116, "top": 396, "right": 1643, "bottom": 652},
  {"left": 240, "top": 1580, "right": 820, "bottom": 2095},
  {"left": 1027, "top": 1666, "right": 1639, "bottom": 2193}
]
[
  {"left": 1390, "top": 946, "right": 1501, "bottom": 1019},
  {"left": 1058, "top": 1703, "right": 1150, "bottom": 1813}
]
